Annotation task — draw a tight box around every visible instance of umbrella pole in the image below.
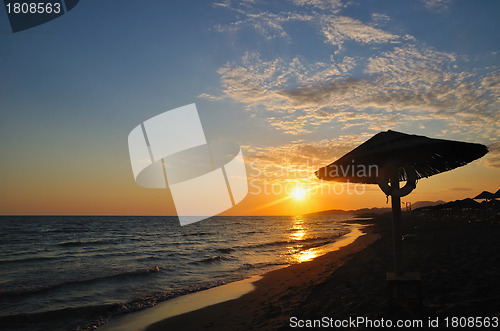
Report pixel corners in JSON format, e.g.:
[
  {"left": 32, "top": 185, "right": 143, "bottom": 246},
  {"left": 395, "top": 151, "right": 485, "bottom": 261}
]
[{"left": 391, "top": 171, "right": 402, "bottom": 275}]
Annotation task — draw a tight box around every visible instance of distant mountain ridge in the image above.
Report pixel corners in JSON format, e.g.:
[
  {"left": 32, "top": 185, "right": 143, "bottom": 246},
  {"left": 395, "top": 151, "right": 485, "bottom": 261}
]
[{"left": 305, "top": 200, "right": 446, "bottom": 216}]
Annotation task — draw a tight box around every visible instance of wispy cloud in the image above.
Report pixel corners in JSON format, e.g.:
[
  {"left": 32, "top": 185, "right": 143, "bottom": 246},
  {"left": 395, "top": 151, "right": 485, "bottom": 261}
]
[
  {"left": 292, "top": 0, "right": 345, "bottom": 11},
  {"left": 365, "top": 45, "right": 456, "bottom": 81},
  {"left": 485, "top": 142, "right": 500, "bottom": 168},
  {"left": 320, "top": 16, "right": 400, "bottom": 47},
  {"left": 371, "top": 13, "right": 391, "bottom": 25},
  {"left": 449, "top": 187, "right": 473, "bottom": 192},
  {"left": 213, "top": 1, "right": 231, "bottom": 8},
  {"left": 213, "top": 0, "right": 399, "bottom": 47},
  {"left": 243, "top": 136, "right": 365, "bottom": 184},
  {"left": 214, "top": 7, "right": 313, "bottom": 40},
  {"left": 420, "top": 0, "right": 452, "bottom": 12}
]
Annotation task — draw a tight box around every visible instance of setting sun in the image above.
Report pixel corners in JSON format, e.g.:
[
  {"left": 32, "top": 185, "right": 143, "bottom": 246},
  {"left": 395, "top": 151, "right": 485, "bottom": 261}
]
[{"left": 292, "top": 187, "right": 306, "bottom": 200}]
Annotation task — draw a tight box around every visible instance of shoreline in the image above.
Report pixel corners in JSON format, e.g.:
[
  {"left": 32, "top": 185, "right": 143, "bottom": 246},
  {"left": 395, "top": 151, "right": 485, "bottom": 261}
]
[
  {"left": 98, "top": 275, "right": 262, "bottom": 331},
  {"left": 100, "top": 222, "right": 376, "bottom": 331},
  {"left": 144, "top": 223, "right": 379, "bottom": 331}
]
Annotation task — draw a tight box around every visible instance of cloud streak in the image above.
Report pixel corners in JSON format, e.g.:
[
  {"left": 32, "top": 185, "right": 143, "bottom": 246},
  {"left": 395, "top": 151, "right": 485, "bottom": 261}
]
[
  {"left": 320, "top": 16, "right": 400, "bottom": 47},
  {"left": 485, "top": 142, "right": 500, "bottom": 168},
  {"left": 214, "top": 8, "right": 313, "bottom": 40},
  {"left": 420, "top": 0, "right": 452, "bottom": 12},
  {"left": 243, "top": 136, "right": 364, "bottom": 185},
  {"left": 292, "top": 0, "right": 344, "bottom": 11}
]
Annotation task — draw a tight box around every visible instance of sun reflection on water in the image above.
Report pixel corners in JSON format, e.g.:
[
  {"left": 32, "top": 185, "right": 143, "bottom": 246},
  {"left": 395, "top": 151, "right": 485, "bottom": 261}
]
[
  {"left": 291, "top": 229, "right": 305, "bottom": 241},
  {"left": 287, "top": 216, "right": 322, "bottom": 263},
  {"left": 290, "top": 216, "right": 306, "bottom": 241},
  {"left": 296, "top": 249, "right": 318, "bottom": 262}
]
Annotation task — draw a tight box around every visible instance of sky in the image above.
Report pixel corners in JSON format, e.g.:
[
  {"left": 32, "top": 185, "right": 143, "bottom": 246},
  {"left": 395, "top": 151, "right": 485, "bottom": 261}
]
[{"left": 0, "top": 0, "right": 499, "bottom": 216}]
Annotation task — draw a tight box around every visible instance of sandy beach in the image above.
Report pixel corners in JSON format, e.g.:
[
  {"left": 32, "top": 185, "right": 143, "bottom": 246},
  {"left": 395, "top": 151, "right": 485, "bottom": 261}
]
[{"left": 140, "top": 214, "right": 500, "bottom": 330}]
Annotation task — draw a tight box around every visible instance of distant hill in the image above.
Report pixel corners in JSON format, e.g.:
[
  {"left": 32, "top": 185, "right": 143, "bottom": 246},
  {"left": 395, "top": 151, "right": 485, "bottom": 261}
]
[
  {"left": 353, "top": 207, "right": 391, "bottom": 215},
  {"left": 305, "top": 200, "right": 447, "bottom": 216},
  {"left": 305, "top": 207, "right": 391, "bottom": 216}
]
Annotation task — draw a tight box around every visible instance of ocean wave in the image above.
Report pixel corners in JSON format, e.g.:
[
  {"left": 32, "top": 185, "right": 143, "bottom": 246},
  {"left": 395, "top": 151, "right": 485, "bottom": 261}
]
[
  {"left": 240, "top": 261, "right": 288, "bottom": 270},
  {"left": 0, "top": 256, "right": 58, "bottom": 265},
  {"left": 215, "top": 247, "right": 234, "bottom": 254},
  {"left": 57, "top": 239, "right": 118, "bottom": 247},
  {"left": 236, "top": 233, "right": 345, "bottom": 250},
  {"left": 40, "top": 227, "right": 91, "bottom": 234},
  {"left": 1, "top": 266, "right": 162, "bottom": 299},
  {"left": 182, "top": 232, "right": 214, "bottom": 237},
  {"left": 240, "top": 230, "right": 266, "bottom": 235},
  {"left": 193, "top": 255, "right": 230, "bottom": 264},
  {"left": 290, "top": 240, "right": 336, "bottom": 253}
]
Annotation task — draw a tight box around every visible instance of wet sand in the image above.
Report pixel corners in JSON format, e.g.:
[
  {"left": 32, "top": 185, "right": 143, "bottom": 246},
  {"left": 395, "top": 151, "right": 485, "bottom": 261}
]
[{"left": 144, "top": 214, "right": 500, "bottom": 330}]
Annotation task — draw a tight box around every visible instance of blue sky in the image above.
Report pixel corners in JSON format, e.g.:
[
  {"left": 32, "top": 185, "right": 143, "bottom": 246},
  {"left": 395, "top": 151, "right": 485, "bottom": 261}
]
[{"left": 0, "top": 0, "right": 499, "bottom": 215}]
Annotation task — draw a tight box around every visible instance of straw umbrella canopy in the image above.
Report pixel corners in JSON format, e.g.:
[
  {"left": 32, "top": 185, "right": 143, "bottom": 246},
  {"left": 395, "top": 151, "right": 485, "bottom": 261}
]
[
  {"left": 495, "top": 189, "right": 500, "bottom": 198},
  {"left": 316, "top": 130, "right": 488, "bottom": 274},
  {"left": 473, "top": 191, "right": 497, "bottom": 201},
  {"left": 316, "top": 130, "right": 488, "bottom": 186},
  {"left": 473, "top": 190, "right": 498, "bottom": 219}
]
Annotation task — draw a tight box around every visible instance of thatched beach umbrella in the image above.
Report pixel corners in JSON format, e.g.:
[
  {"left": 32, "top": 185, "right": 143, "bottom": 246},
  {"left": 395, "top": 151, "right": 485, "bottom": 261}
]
[
  {"left": 473, "top": 190, "right": 498, "bottom": 219},
  {"left": 458, "top": 198, "right": 481, "bottom": 220},
  {"left": 316, "top": 130, "right": 488, "bottom": 274},
  {"left": 473, "top": 191, "right": 497, "bottom": 201}
]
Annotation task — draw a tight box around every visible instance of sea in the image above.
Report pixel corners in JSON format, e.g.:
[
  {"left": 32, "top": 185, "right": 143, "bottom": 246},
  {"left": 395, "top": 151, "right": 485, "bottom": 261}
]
[{"left": 0, "top": 215, "right": 359, "bottom": 330}]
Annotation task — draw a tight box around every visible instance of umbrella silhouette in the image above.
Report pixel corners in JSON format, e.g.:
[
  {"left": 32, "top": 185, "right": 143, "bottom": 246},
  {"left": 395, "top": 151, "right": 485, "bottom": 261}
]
[
  {"left": 473, "top": 191, "right": 497, "bottom": 201},
  {"left": 316, "top": 130, "right": 488, "bottom": 274},
  {"left": 473, "top": 190, "right": 498, "bottom": 219}
]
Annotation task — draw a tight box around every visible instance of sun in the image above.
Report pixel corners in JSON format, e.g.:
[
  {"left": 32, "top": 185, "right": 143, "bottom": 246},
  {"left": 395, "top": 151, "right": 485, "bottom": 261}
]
[{"left": 292, "top": 187, "right": 306, "bottom": 200}]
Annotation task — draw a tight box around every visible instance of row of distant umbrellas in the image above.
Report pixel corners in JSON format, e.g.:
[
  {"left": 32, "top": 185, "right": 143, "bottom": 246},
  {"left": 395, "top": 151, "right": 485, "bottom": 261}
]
[{"left": 413, "top": 189, "right": 500, "bottom": 212}]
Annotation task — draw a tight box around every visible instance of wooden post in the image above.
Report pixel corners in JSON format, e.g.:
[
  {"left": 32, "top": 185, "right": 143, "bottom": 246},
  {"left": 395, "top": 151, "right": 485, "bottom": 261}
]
[{"left": 391, "top": 171, "right": 402, "bottom": 274}]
